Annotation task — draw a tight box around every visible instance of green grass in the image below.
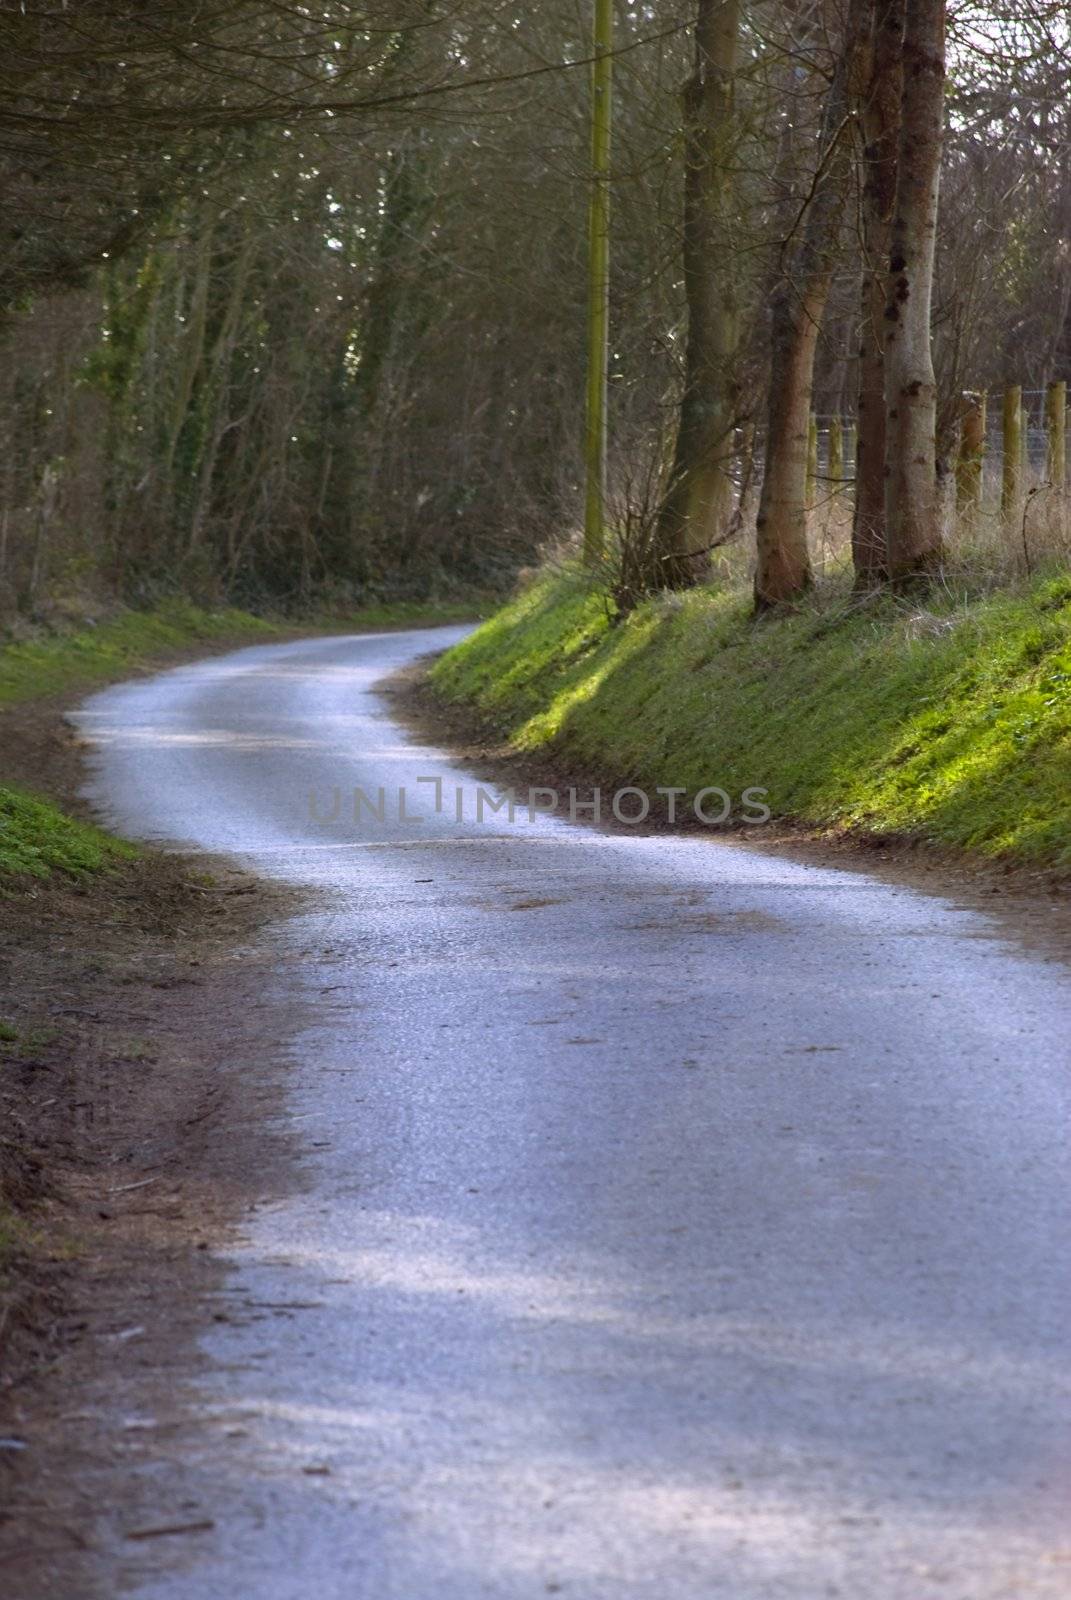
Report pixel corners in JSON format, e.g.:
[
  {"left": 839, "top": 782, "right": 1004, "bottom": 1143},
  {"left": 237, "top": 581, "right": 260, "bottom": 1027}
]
[
  {"left": 432, "top": 568, "right": 1071, "bottom": 871},
  {"left": 0, "top": 595, "right": 483, "bottom": 708},
  {"left": 0, "top": 600, "right": 273, "bottom": 706},
  {"left": 0, "top": 593, "right": 485, "bottom": 882},
  {"left": 0, "top": 786, "right": 137, "bottom": 879}
]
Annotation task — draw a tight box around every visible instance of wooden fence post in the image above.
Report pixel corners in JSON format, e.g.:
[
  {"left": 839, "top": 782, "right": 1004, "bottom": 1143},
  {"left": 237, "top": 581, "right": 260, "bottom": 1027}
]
[
  {"left": 1046, "top": 380, "right": 1067, "bottom": 489},
  {"left": 956, "top": 391, "right": 986, "bottom": 521},
  {"left": 843, "top": 420, "right": 856, "bottom": 485},
  {"left": 806, "top": 413, "right": 818, "bottom": 513},
  {"left": 828, "top": 415, "right": 844, "bottom": 489},
  {"left": 1002, "top": 385, "right": 1022, "bottom": 522}
]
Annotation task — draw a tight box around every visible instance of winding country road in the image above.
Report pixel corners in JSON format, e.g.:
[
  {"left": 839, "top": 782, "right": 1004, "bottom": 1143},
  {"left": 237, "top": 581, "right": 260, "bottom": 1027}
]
[{"left": 72, "top": 627, "right": 1071, "bottom": 1599}]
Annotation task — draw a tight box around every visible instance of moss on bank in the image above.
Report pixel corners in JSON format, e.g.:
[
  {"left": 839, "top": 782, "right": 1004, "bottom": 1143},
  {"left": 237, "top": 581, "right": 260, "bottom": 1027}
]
[
  {"left": 431, "top": 570, "right": 1071, "bottom": 872},
  {"left": 0, "top": 594, "right": 484, "bottom": 881},
  {"left": 0, "top": 595, "right": 482, "bottom": 707},
  {"left": 0, "top": 788, "right": 137, "bottom": 880}
]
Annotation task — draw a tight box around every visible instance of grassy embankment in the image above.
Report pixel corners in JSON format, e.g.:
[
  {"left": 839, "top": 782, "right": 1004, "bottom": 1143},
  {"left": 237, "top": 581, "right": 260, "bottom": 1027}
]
[
  {"left": 432, "top": 569, "right": 1071, "bottom": 872},
  {"left": 0, "top": 595, "right": 481, "bottom": 879}
]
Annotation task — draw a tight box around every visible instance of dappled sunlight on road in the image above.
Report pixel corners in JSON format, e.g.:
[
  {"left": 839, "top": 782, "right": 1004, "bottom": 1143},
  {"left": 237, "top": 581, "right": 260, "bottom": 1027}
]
[
  {"left": 74, "top": 629, "right": 1071, "bottom": 1599},
  {"left": 123, "top": 1193, "right": 1071, "bottom": 1598}
]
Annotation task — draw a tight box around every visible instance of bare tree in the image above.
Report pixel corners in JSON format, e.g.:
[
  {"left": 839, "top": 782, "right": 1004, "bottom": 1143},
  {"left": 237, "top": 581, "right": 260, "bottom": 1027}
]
[
  {"left": 754, "top": 0, "right": 869, "bottom": 608},
  {"left": 651, "top": 0, "right": 743, "bottom": 589},
  {"left": 851, "top": 0, "right": 904, "bottom": 584},
  {"left": 882, "top": 0, "right": 946, "bottom": 579}
]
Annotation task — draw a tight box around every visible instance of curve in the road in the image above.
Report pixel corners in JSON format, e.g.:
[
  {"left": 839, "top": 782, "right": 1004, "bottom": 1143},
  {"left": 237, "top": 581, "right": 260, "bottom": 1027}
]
[{"left": 71, "top": 627, "right": 1071, "bottom": 1600}]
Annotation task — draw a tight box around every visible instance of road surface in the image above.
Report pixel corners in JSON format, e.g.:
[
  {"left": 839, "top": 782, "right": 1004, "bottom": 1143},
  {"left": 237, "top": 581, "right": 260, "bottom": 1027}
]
[{"left": 72, "top": 627, "right": 1071, "bottom": 1599}]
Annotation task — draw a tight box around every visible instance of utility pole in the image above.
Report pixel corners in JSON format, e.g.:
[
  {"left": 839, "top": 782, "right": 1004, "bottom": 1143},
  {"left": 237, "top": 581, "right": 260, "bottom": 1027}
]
[{"left": 583, "top": 0, "right": 613, "bottom": 565}]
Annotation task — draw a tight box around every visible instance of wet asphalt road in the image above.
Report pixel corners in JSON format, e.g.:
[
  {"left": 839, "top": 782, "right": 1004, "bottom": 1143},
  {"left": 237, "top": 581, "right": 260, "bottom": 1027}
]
[{"left": 72, "top": 627, "right": 1071, "bottom": 1599}]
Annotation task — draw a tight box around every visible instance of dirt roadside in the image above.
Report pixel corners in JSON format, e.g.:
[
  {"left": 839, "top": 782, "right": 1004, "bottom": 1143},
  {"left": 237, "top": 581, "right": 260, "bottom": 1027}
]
[
  {"left": 389, "top": 656, "right": 1071, "bottom": 966},
  {"left": 0, "top": 682, "right": 311, "bottom": 1596}
]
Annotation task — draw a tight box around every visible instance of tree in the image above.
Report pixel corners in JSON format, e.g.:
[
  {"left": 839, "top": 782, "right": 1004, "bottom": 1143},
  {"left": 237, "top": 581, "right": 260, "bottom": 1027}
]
[
  {"left": 882, "top": 0, "right": 946, "bottom": 579},
  {"left": 851, "top": 0, "right": 905, "bottom": 585},
  {"left": 0, "top": 1, "right": 493, "bottom": 308},
  {"left": 753, "top": 0, "right": 870, "bottom": 609},
  {"left": 1, "top": 0, "right": 1066, "bottom": 624},
  {"left": 651, "top": 0, "right": 743, "bottom": 588}
]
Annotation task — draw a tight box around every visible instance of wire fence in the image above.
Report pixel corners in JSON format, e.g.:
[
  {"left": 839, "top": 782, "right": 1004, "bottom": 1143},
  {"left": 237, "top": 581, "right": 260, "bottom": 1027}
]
[{"left": 804, "top": 385, "right": 1069, "bottom": 500}]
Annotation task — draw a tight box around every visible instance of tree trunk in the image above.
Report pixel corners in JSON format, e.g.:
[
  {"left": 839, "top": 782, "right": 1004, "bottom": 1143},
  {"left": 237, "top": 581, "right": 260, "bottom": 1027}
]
[
  {"left": 754, "top": 0, "right": 868, "bottom": 608},
  {"left": 753, "top": 293, "right": 823, "bottom": 605},
  {"left": 165, "top": 217, "right": 214, "bottom": 482},
  {"left": 852, "top": 0, "right": 905, "bottom": 584},
  {"left": 883, "top": 0, "right": 945, "bottom": 581},
  {"left": 652, "top": 0, "right": 741, "bottom": 589},
  {"left": 186, "top": 232, "right": 256, "bottom": 558}
]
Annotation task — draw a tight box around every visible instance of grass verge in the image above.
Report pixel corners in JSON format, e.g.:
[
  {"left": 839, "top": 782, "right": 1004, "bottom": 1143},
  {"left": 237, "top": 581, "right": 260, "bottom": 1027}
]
[
  {"left": 0, "top": 594, "right": 482, "bottom": 707},
  {"left": 0, "top": 593, "right": 484, "bottom": 885},
  {"left": 431, "top": 568, "right": 1071, "bottom": 873},
  {"left": 0, "top": 788, "right": 137, "bottom": 880}
]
